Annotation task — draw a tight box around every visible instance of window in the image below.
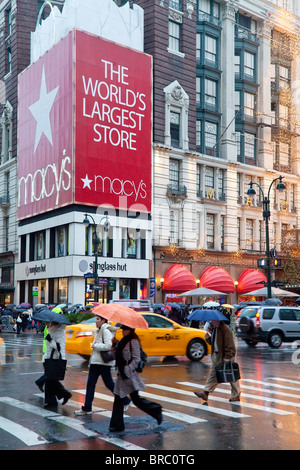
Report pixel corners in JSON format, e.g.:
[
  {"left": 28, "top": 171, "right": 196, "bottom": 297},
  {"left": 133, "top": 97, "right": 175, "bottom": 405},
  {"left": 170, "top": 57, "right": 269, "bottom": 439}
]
[
  {"left": 246, "top": 219, "right": 253, "bottom": 250},
  {"left": 196, "top": 164, "right": 201, "bottom": 196},
  {"left": 205, "top": 79, "right": 217, "bottom": 108},
  {"left": 196, "top": 77, "right": 201, "bottom": 106},
  {"left": 221, "top": 215, "right": 225, "bottom": 250},
  {"left": 218, "top": 169, "right": 225, "bottom": 200},
  {"left": 164, "top": 81, "right": 189, "bottom": 150},
  {"left": 57, "top": 226, "right": 68, "bottom": 257},
  {"left": 205, "top": 35, "right": 217, "bottom": 65},
  {"left": 6, "top": 7, "right": 11, "bottom": 38},
  {"left": 262, "top": 309, "right": 275, "bottom": 320},
  {"left": 196, "top": 120, "right": 201, "bottom": 148},
  {"left": 169, "top": 20, "right": 181, "bottom": 52},
  {"left": 170, "top": 210, "right": 179, "bottom": 244},
  {"left": 196, "top": 34, "right": 201, "bottom": 61},
  {"left": 278, "top": 141, "right": 290, "bottom": 166},
  {"left": 0, "top": 101, "right": 13, "bottom": 164},
  {"left": 244, "top": 132, "right": 255, "bottom": 159},
  {"left": 206, "top": 213, "right": 215, "bottom": 248},
  {"left": 244, "top": 52, "right": 255, "bottom": 78},
  {"left": 205, "top": 121, "right": 218, "bottom": 152},
  {"left": 127, "top": 229, "right": 136, "bottom": 258},
  {"left": 169, "top": 158, "right": 180, "bottom": 190},
  {"left": 279, "top": 65, "right": 290, "bottom": 89},
  {"left": 234, "top": 53, "right": 240, "bottom": 77},
  {"left": 36, "top": 231, "right": 45, "bottom": 260},
  {"left": 170, "top": 111, "right": 180, "bottom": 147},
  {"left": 198, "top": 0, "right": 220, "bottom": 18},
  {"left": 279, "top": 104, "right": 289, "bottom": 126},
  {"left": 279, "top": 309, "right": 296, "bottom": 321},
  {"left": 169, "top": 0, "right": 182, "bottom": 10},
  {"left": 244, "top": 92, "right": 255, "bottom": 118},
  {"left": 205, "top": 166, "right": 214, "bottom": 193},
  {"left": 199, "top": 0, "right": 210, "bottom": 14},
  {"left": 7, "top": 47, "right": 11, "bottom": 74}
]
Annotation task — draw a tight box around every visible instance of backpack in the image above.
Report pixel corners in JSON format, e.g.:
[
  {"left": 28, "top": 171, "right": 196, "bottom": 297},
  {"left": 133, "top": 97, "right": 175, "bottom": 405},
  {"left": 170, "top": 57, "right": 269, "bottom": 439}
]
[
  {"left": 136, "top": 347, "right": 148, "bottom": 373},
  {"left": 129, "top": 341, "right": 148, "bottom": 373}
]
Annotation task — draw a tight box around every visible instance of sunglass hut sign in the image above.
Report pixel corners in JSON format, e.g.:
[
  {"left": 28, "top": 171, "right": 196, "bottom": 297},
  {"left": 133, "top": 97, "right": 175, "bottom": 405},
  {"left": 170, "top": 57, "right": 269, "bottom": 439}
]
[{"left": 17, "top": 30, "right": 152, "bottom": 220}]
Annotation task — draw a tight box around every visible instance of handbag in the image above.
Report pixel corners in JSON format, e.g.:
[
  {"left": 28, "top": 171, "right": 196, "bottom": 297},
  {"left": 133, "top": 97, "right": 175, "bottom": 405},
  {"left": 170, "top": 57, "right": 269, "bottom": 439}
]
[
  {"left": 215, "top": 361, "right": 240, "bottom": 383},
  {"left": 100, "top": 329, "right": 117, "bottom": 363},
  {"left": 44, "top": 344, "right": 67, "bottom": 381}
]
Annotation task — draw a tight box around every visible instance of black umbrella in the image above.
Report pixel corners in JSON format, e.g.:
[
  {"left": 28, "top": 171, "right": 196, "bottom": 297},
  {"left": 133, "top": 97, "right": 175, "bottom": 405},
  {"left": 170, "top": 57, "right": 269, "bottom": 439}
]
[{"left": 32, "top": 308, "right": 71, "bottom": 325}]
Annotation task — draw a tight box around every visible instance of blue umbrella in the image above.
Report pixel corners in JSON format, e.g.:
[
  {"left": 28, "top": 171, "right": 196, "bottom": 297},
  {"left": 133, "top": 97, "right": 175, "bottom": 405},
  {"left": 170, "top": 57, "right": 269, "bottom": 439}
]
[{"left": 187, "top": 309, "right": 228, "bottom": 322}]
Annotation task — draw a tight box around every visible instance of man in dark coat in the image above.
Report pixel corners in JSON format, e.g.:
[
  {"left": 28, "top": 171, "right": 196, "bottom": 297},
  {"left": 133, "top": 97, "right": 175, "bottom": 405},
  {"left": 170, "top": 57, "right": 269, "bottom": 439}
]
[{"left": 194, "top": 321, "right": 240, "bottom": 402}]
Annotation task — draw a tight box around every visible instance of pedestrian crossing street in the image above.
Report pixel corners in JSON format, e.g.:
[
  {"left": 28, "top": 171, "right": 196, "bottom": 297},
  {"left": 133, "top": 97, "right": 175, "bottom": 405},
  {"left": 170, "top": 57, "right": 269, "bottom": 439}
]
[{"left": 0, "top": 376, "right": 300, "bottom": 449}]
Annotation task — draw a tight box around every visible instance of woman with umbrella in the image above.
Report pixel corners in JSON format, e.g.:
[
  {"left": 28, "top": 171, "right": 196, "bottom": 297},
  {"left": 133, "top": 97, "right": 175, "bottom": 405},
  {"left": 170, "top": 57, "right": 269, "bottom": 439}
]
[
  {"left": 109, "top": 325, "right": 163, "bottom": 432},
  {"left": 91, "top": 304, "right": 163, "bottom": 432},
  {"left": 188, "top": 309, "right": 241, "bottom": 402}
]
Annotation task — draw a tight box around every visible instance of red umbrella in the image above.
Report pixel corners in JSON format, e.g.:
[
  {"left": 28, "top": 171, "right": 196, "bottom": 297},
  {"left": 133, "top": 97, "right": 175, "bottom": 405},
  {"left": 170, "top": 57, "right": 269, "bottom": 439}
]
[{"left": 92, "top": 303, "right": 149, "bottom": 329}]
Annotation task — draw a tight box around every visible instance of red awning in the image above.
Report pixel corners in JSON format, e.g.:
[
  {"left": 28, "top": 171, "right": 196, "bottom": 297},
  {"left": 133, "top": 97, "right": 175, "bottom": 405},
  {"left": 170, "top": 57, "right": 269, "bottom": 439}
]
[
  {"left": 162, "top": 264, "right": 196, "bottom": 292},
  {"left": 200, "top": 266, "right": 235, "bottom": 293},
  {"left": 236, "top": 269, "right": 267, "bottom": 294}
]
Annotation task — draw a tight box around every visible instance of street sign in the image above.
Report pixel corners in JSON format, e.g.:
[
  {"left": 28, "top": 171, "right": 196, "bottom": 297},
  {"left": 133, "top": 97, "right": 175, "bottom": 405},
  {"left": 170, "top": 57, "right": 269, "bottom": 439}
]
[
  {"left": 32, "top": 286, "right": 38, "bottom": 296},
  {"left": 84, "top": 272, "right": 94, "bottom": 278}
]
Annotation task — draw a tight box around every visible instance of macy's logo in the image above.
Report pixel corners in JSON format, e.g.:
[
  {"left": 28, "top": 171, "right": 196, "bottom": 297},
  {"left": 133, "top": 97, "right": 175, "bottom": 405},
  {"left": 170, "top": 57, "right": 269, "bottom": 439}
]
[{"left": 81, "top": 173, "right": 148, "bottom": 201}]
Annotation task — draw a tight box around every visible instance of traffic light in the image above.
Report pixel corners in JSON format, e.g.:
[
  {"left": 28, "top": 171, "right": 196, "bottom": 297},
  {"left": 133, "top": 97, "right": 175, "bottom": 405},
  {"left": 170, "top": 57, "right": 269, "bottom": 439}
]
[
  {"left": 273, "top": 259, "right": 281, "bottom": 267},
  {"left": 257, "top": 258, "right": 267, "bottom": 267}
]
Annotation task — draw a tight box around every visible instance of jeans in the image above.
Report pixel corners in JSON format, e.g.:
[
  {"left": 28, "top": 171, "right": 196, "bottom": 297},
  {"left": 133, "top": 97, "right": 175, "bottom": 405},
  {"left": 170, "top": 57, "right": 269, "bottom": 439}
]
[{"left": 83, "top": 364, "right": 130, "bottom": 411}]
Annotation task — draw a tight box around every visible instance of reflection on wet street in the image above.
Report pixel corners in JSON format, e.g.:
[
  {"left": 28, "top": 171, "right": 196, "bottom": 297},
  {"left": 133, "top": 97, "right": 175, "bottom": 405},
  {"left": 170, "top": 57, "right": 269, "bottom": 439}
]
[{"left": 0, "top": 331, "right": 300, "bottom": 451}]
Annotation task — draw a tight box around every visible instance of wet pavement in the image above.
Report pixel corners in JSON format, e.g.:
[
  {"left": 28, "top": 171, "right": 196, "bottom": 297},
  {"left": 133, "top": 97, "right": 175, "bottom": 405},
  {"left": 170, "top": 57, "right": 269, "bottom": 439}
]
[{"left": 0, "top": 331, "right": 300, "bottom": 454}]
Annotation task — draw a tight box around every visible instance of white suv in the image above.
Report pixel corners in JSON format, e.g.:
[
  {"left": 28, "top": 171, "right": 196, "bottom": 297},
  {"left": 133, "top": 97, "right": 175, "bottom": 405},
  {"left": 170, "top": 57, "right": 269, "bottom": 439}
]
[{"left": 235, "top": 306, "right": 300, "bottom": 348}]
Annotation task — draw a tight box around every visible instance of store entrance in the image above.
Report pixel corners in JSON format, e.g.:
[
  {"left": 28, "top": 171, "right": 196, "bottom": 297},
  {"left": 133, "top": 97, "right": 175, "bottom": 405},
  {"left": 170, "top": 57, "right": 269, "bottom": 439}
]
[{"left": 85, "top": 278, "right": 113, "bottom": 304}]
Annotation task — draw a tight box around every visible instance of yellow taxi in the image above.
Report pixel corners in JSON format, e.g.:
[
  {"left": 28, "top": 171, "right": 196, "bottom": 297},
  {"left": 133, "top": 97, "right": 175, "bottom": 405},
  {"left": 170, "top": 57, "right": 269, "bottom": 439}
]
[{"left": 65, "top": 312, "right": 211, "bottom": 361}]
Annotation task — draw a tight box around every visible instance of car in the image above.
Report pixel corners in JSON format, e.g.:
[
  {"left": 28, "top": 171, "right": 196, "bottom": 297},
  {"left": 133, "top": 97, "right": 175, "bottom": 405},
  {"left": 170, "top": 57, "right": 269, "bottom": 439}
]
[
  {"left": 65, "top": 312, "right": 211, "bottom": 361},
  {"left": 235, "top": 305, "right": 300, "bottom": 348}
]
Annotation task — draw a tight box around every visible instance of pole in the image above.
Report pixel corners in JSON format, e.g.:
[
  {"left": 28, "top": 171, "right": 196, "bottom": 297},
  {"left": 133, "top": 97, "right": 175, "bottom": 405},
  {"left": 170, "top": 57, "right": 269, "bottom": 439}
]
[
  {"left": 263, "top": 196, "right": 272, "bottom": 299},
  {"left": 93, "top": 244, "right": 98, "bottom": 302}
]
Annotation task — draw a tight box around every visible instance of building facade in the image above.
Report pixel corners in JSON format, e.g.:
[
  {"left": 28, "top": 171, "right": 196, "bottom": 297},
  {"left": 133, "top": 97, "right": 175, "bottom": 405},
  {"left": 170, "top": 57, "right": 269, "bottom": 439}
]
[
  {"left": 129, "top": 0, "right": 300, "bottom": 303},
  {"left": 0, "top": 0, "right": 153, "bottom": 307},
  {"left": 0, "top": 0, "right": 300, "bottom": 307}
]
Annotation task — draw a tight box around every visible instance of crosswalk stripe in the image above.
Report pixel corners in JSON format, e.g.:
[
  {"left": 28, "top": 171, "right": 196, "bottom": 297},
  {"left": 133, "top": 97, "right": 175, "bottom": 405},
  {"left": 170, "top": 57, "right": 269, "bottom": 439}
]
[
  {"left": 223, "top": 382, "right": 300, "bottom": 399},
  {"left": 147, "top": 384, "right": 294, "bottom": 415},
  {"left": 0, "top": 397, "right": 58, "bottom": 418},
  {"left": 49, "top": 415, "right": 99, "bottom": 437},
  {"left": 0, "top": 416, "right": 48, "bottom": 446},
  {"left": 73, "top": 389, "right": 206, "bottom": 424},
  {"left": 139, "top": 390, "right": 250, "bottom": 418},
  {"left": 100, "top": 437, "right": 146, "bottom": 451},
  {"left": 241, "top": 379, "right": 300, "bottom": 392},
  {"left": 179, "top": 382, "right": 300, "bottom": 409},
  {"left": 268, "top": 377, "right": 300, "bottom": 386}
]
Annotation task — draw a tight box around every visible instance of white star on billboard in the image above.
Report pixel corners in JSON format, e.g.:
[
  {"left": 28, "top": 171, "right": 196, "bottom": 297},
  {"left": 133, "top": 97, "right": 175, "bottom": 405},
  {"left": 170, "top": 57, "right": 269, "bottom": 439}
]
[
  {"left": 81, "top": 174, "right": 93, "bottom": 189},
  {"left": 29, "top": 66, "right": 59, "bottom": 153}
]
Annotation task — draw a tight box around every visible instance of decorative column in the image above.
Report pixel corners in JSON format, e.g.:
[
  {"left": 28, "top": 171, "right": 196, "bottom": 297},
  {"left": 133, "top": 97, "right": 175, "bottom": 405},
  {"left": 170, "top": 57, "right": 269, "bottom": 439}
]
[{"left": 220, "top": 1, "right": 237, "bottom": 161}]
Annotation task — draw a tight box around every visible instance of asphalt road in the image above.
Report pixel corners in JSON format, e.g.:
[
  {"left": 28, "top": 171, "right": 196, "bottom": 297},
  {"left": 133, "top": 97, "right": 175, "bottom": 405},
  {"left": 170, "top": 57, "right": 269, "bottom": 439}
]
[{"left": 0, "top": 331, "right": 300, "bottom": 456}]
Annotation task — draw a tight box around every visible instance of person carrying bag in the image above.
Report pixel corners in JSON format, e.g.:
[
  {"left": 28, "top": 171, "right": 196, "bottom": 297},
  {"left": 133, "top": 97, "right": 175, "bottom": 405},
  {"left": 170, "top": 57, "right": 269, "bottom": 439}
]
[
  {"left": 42, "top": 322, "right": 72, "bottom": 408},
  {"left": 75, "top": 316, "right": 130, "bottom": 416},
  {"left": 194, "top": 320, "right": 241, "bottom": 402},
  {"left": 109, "top": 325, "right": 162, "bottom": 433}
]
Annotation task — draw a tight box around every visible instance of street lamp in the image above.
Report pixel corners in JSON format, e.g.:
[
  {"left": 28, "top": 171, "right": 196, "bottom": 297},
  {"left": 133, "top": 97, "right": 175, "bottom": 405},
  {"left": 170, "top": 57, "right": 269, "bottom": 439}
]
[
  {"left": 247, "top": 176, "right": 286, "bottom": 298},
  {"left": 83, "top": 212, "right": 110, "bottom": 301}
]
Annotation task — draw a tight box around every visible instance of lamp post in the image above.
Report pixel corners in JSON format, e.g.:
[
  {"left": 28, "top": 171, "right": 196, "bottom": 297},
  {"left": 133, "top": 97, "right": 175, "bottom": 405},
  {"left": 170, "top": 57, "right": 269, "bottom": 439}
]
[
  {"left": 83, "top": 212, "right": 110, "bottom": 302},
  {"left": 247, "top": 176, "right": 286, "bottom": 299}
]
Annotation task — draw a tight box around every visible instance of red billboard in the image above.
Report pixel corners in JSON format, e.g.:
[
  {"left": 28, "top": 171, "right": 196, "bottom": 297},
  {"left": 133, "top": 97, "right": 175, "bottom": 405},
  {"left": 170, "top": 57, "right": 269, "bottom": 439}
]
[{"left": 17, "top": 30, "right": 152, "bottom": 220}]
